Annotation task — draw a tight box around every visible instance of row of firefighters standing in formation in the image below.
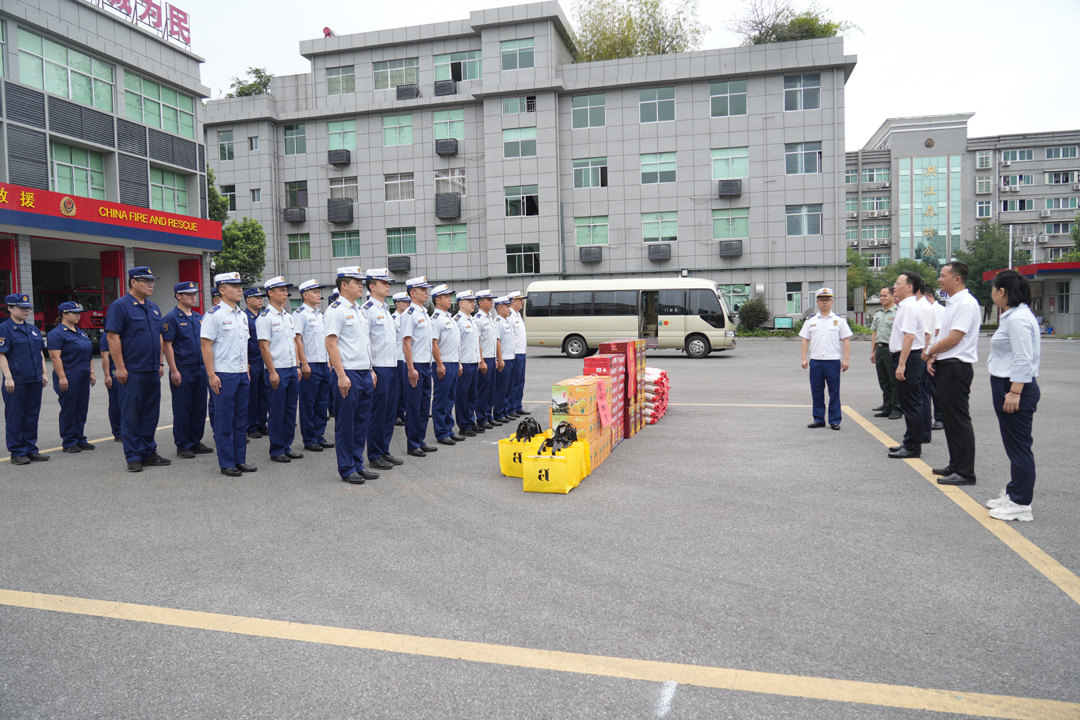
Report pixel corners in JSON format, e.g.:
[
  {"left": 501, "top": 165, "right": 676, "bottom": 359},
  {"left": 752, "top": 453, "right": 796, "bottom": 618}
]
[{"left": 0, "top": 267, "right": 530, "bottom": 482}]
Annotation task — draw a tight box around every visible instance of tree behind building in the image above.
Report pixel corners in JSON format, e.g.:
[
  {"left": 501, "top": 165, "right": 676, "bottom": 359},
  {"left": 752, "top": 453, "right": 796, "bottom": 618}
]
[{"left": 572, "top": 0, "right": 707, "bottom": 62}]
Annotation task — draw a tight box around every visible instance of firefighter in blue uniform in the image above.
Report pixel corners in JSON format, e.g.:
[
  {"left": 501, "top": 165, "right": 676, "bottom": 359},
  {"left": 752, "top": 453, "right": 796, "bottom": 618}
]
[
  {"left": 99, "top": 333, "right": 121, "bottom": 441},
  {"left": 294, "top": 279, "right": 333, "bottom": 453},
  {"left": 243, "top": 286, "right": 269, "bottom": 438},
  {"left": 362, "top": 268, "right": 403, "bottom": 471},
  {"left": 105, "top": 266, "right": 170, "bottom": 473},
  {"left": 453, "top": 290, "right": 482, "bottom": 437},
  {"left": 0, "top": 293, "right": 49, "bottom": 465},
  {"left": 162, "top": 281, "right": 213, "bottom": 458},
  {"left": 392, "top": 291, "right": 410, "bottom": 426},
  {"left": 430, "top": 284, "right": 464, "bottom": 446},
  {"left": 257, "top": 276, "right": 303, "bottom": 463},
  {"left": 201, "top": 272, "right": 256, "bottom": 477},
  {"left": 46, "top": 301, "right": 96, "bottom": 453}
]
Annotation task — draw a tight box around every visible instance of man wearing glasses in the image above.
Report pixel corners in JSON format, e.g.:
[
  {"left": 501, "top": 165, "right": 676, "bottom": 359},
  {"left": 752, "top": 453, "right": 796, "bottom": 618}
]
[{"left": 105, "top": 266, "right": 171, "bottom": 472}]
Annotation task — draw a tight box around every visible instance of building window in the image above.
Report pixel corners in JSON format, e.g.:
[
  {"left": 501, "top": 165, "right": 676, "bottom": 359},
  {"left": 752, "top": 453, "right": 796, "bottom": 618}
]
[
  {"left": 975, "top": 151, "right": 992, "bottom": 170},
  {"left": 0, "top": 21, "right": 5, "bottom": 76},
  {"left": 846, "top": 227, "right": 859, "bottom": 241},
  {"left": 975, "top": 176, "right": 992, "bottom": 194},
  {"left": 18, "top": 29, "right": 114, "bottom": 113},
  {"left": 387, "top": 227, "right": 417, "bottom": 255},
  {"left": 1057, "top": 282, "right": 1071, "bottom": 314},
  {"left": 435, "top": 51, "right": 482, "bottom": 81},
  {"left": 641, "top": 152, "right": 676, "bottom": 184},
  {"left": 249, "top": 136, "right": 259, "bottom": 151},
  {"left": 976, "top": 201, "right": 991, "bottom": 219},
  {"left": 845, "top": 198, "right": 858, "bottom": 213},
  {"left": 575, "top": 216, "right": 609, "bottom": 246},
  {"left": 786, "top": 204, "right": 822, "bottom": 236},
  {"left": 845, "top": 169, "right": 858, "bottom": 184},
  {"left": 643, "top": 212, "right": 679, "bottom": 243},
  {"left": 784, "top": 73, "right": 820, "bottom": 111},
  {"left": 710, "top": 80, "right": 747, "bottom": 117},
  {"left": 251, "top": 188, "right": 261, "bottom": 203},
  {"left": 220, "top": 184, "right": 236, "bottom": 211},
  {"left": 434, "top": 109, "right": 465, "bottom": 141},
  {"left": 503, "top": 127, "right": 536, "bottom": 158},
  {"left": 327, "top": 65, "right": 355, "bottom": 95},
  {"left": 123, "top": 72, "right": 194, "bottom": 138},
  {"left": 501, "top": 38, "right": 534, "bottom": 70},
  {"left": 435, "top": 168, "right": 466, "bottom": 195},
  {"left": 868, "top": 252, "right": 890, "bottom": 269},
  {"left": 374, "top": 58, "right": 419, "bottom": 89},
  {"left": 330, "top": 176, "right": 358, "bottom": 202},
  {"left": 506, "top": 243, "right": 540, "bottom": 274},
  {"left": 383, "top": 114, "right": 413, "bottom": 146},
  {"left": 436, "top": 223, "right": 467, "bottom": 252},
  {"left": 284, "top": 124, "right": 306, "bottom": 155},
  {"left": 505, "top": 185, "right": 539, "bottom": 216},
  {"left": 861, "top": 224, "right": 890, "bottom": 240},
  {"left": 1047, "top": 171, "right": 1078, "bottom": 184},
  {"left": 712, "top": 147, "right": 749, "bottom": 179},
  {"left": 331, "top": 231, "right": 361, "bottom": 258},
  {"left": 571, "top": 93, "right": 605, "bottom": 128},
  {"left": 1001, "top": 149, "right": 1034, "bottom": 162},
  {"left": 1001, "top": 199, "right": 1036, "bottom": 212},
  {"left": 288, "top": 233, "right": 310, "bottom": 260},
  {"left": 712, "top": 208, "right": 749, "bottom": 239},
  {"left": 150, "top": 168, "right": 188, "bottom": 215},
  {"left": 1046, "top": 197, "right": 1079, "bottom": 210},
  {"left": 1048, "top": 247, "right": 1068, "bottom": 260},
  {"left": 786, "top": 282, "right": 802, "bottom": 314},
  {"left": 861, "top": 168, "right": 890, "bottom": 183},
  {"left": 1002, "top": 174, "right": 1035, "bottom": 187},
  {"left": 1045, "top": 146, "right": 1078, "bottom": 160},
  {"left": 217, "top": 130, "right": 234, "bottom": 161},
  {"left": 573, "top": 157, "right": 608, "bottom": 188},
  {"left": 328, "top": 120, "right": 356, "bottom": 150},
  {"left": 384, "top": 173, "right": 414, "bottom": 202},
  {"left": 785, "top": 142, "right": 821, "bottom": 175},
  {"left": 639, "top": 87, "right": 675, "bottom": 123},
  {"left": 1046, "top": 222, "right": 1075, "bottom": 235},
  {"left": 50, "top": 142, "right": 105, "bottom": 200},
  {"left": 860, "top": 196, "right": 890, "bottom": 212},
  {"left": 503, "top": 96, "right": 536, "bottom": 114},
  {"left": 285, "top": 181, "right": 308, "bottom": 208}
]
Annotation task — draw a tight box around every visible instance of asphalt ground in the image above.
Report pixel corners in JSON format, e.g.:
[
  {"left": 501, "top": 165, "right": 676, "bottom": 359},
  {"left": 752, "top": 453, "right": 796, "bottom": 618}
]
[{"left": 1, "top": 337, "right": 1078, "bottom": 719}]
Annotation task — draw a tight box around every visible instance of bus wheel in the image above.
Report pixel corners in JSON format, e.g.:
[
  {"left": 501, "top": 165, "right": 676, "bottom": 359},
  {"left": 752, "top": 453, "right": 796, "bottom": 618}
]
[
  {"left": 563, "top": 335, "right": 589, "bottom": 359},
  {"left": 685, "top": 334, "right": 710, "bottom": 359}
]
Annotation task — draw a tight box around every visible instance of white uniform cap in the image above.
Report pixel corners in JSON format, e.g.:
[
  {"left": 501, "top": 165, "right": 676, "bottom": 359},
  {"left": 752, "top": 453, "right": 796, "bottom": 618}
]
[
  {"left": 214, "top": 272, "right": 243, "bottom": 285},
  {"left": 431, "top": 283, "right": 453, "bottom": 297},
  {"left": 336, "top": 266, "right": 363, "bottom": 279},
  {"left": 392, "top": 292, "right": 409, "bottom": 302},
  {"left": 298, "top": 279, "right": 325, "bottom": 293}
]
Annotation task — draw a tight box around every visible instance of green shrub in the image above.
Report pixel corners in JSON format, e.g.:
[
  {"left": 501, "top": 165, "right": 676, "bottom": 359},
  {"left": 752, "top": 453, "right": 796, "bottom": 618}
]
[{"left": 737, "top": 297, "right": 771, "bottom": 331}]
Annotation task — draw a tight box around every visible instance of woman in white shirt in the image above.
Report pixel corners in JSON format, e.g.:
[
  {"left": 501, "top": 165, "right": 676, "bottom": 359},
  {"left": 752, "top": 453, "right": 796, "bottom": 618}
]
[{"left": 985, "top": 270, "right": 1042, "bottom": 523}]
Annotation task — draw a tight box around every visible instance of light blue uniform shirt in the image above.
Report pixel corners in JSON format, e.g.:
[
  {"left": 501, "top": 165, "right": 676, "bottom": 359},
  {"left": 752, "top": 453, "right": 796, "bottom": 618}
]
[
  {"left": 454, "top": 311, "right": 480, "bottom": 363},
  {"left": 200, "top": 302, "right": 249, "bottom": 373},
  {"left": 362, "top": 297, "right": 397, "bottom": 368},
  {"left": 495, "top": 315, "right": 516, "bottom": 360},
  {"left": 988, "top": 303, "right": 1041, "bottom": 383},
  {"left": 474, "top": 310, "right": 496, "bottom": 358},
  {"left": 255, "top": 304, "right": 298, "bottom": 369},
  {"left": 392, "top": 311, "right": 405, "bottom": 363},
  {"left": 323, "top": 298, "right": 372, "bottom": 371},
  {"left": 400, "top": 303, "right": 433, "bottom": 364},
  {"left": 431, "top": 309, "right": 460, "bottom": 363},
  {"left": 293, "top": 304, "right": 328, "bottom": 363}
]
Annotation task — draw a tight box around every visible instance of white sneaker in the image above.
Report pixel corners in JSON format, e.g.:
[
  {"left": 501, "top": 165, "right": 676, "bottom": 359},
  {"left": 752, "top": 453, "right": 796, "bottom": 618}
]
[
  {"left": 986, "top": 489, "right": 1010, "bottom": 509},
  {"left": 988, "top": 498, "right": 1033, "bottom": 522}
]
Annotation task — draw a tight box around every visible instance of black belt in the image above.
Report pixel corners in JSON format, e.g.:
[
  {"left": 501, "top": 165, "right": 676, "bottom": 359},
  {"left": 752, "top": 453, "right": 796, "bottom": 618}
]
[
  {"left": 876, "top": 342, "right": 889, "bottom": 347},
  {"left": 934, "top": 358, "right": 970, "bottom": 365}
]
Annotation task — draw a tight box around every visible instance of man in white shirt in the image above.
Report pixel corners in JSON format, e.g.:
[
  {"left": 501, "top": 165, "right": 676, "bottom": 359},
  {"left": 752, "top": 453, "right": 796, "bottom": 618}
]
[
  {"left": 257, "top": 276, "right": 303, "bottom": 463},
  {"left": 293, "top": 280, "right": 333, "bottom": 453},
  {"left": 798, "top": 288, "right": 852, "bottom": 430},
  {"left": 924, "top": 261, "right": 982, "bottom": 486},
  {"left": 508, "top": 291, "right": 530, "bottom": 417},
  {"left": 920, "top": 288, "right": 945, "bottom": 433},
  {"left": 888, "top": 272, "right": 928, "bottom": 459}
]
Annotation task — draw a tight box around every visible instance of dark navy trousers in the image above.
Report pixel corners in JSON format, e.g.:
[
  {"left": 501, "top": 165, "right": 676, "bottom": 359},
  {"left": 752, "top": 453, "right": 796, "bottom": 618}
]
[
  {"left": 334, "top": 369, "right": 372, "bottom": 478},
  {"left": 212, "top": 372, "right": 249, "bottom": 469},
  {"left": 368, "top": 365, "right": 397, "bottom": 460},
  {"left": 405, "top": 363, "right": 432, "bottom": 450},
  {"left": 106, "top": 378, "right": 121, "bottom": 439},
  {"left": 477, "top": 357, "right": 497, "bottom": 423},
  {"left": 299, "top": 361, "right": 331, "bottom": 447},
  {"left": 991, "top": 376, "right": 1040, "bottom": 506},
  {"left": 892, "top": 352, "right": 925, "bottom": 452},
  {"left": 456, "top": 362, "right": 479, "bottom": 430},
  {"left": 396, "top": 360, "right": 408, "bottom": 421},
  {"left": 267, "top": 367, "right": 299, "bottom": 458},
  {"left": 170, "top": 366, "right": 207, "bottom": 451},
  {"left": 53, "top": 370, "right": 90, "bottom": 448},
  {"left": 247, "top": 360, "right": 268, "bottom": 432},
  {"left": 494, "top": 358, "right": 515, "bottom": 419},
  {"left": 808, "top": 359, "right": 842, "bottom": 426},
  {"left": 118, "top": 371, "right": 161, "bottom": 463},
  {"left": 512, "top": 352, "right": 527, "bottom": 413},
  {"left": 3, "top": 381, "right": 42, "bottom": 456},
  {"left": 432, "top": 361, "right": 459, "bottom": 440}
]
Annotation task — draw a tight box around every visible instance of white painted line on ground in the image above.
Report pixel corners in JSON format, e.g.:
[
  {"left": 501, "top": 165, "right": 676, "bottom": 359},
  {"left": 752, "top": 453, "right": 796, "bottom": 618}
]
[{"left": 657, "top": 680, "right": 678, "bottom": 717}]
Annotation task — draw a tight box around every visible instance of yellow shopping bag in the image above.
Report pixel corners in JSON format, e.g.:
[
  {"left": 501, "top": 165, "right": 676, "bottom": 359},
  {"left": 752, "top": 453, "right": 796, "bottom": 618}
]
[
  {"left": 522, "top": 438, "right": 591, "bottom": 493},
  {"left": 498, "top": 429, "right": 553, "bottom": 478}
]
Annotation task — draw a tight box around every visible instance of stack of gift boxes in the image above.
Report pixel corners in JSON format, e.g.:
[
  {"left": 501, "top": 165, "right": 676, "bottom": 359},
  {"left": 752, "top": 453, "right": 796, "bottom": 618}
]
[
  {"left": 549, "top": 375, "right": 613, "bottom": 470},
  {"left": 583, "top": 352, "right": 626, "bottom": 442},
  {"left": 599, "top": 338, "right": 647, "bottom": 438}
]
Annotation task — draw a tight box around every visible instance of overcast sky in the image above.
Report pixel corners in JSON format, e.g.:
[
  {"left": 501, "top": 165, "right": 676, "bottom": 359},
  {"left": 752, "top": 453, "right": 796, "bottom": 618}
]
[{"left": 177, "top": 0, "right": 1079, "bottom": 147}]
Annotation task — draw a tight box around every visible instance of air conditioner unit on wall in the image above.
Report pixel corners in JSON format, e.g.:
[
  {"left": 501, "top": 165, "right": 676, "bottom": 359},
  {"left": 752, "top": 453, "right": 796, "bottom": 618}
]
[
  {"left": 1038, "top": 236, "right": 1049, "bottom": 244},
  {"left": 868, "top": 239, "right": 878, "bottom": 246},
  {"left": 1001, "top": 160, "right": 1011, "bottom": 167},
  {"left": 1041, "top": 210, "right": 1052, "bottom": 218},
  {"left": 879, "top": 209, "right": 890, "bottom": 217},
  {"left": 1020, "top": 236, "right": 1033, "bottom": 244},
  {"left": 847, "top": 211, "right": 857, "bottom": 218},
  {"left": 881, "top": 182, "right": 891, "bottom": 189},
  {"left": 849, "top": 241, "right": 858, "bottom": 247},
  {"left": 868, "top": 210, "right": 878, "bottom": 218},
  {"left": 1010, "top": 186, "right": 1020, "bottom": 192},
  {"left": 1072, "top": 183, "right": 1080, "bottom": 191}
]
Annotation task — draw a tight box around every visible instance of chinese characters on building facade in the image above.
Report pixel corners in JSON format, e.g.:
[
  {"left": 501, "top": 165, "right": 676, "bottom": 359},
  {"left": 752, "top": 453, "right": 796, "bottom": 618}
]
[{"left": 88, "top": 0, "right": 191, "bottom": 47}]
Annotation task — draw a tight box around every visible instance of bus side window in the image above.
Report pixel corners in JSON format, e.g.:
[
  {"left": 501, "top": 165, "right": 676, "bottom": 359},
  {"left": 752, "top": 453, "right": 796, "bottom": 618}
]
[
  {"left": 570, "top": 291, "right": 593, "bottom": 316},
  {"left": 689, "top": 289, "right": 725, "bottom": 328},
  {"left": 527, "top": 291, "right": 549, "bottom": 317},
  {"left": 594, "top": 290, "right": 636, "bottom": 316},
  {"left": 550, "top": 291, "right": 573, "bottom": 316},
  {"left": 658, "top": 289, "right": 687, "bottom": 315}
]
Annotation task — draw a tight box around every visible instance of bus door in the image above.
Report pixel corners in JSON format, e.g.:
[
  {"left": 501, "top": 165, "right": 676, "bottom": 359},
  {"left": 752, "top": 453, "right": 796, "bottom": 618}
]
[
  {"left": 641, "top": 291, "right": 658, "bottom": 339},
  {"left": 656, "top": 288, "right": 687, "bottom": 347}
]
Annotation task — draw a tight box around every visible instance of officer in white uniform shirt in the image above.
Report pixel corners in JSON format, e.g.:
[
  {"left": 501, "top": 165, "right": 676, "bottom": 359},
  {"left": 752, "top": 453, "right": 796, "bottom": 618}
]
[
  {"left": 392, "top": 291, "right": 410, "bottom": 426},
  {"left": 492, "top": 296, "right": 517, "bottom": 424},
  {"left": 798, "top": 288, "right": 852, "bottom": 430},
  {"left": 888, "top": 271, "right": 928, "bottom": 459},
  {"left": 430, "top": 284, "right": 464, "bottom": 446},
  {"left": 324, "top": 266, "right": 378, "bottom": 484},
  {"left": 507, "top": 291, "right": 530, "bottom": 417},
  {"left": 916, "top": 287, "right": 943, "bottom": 436},
  {"left": 200, "top": 272, "right": 256, "bottom": 477},
  {"left": 256, "top": 276, "right": 303, "bottom": 463},
  {"left": 293, "top": 279, "right": 333, "bottom": 453},
  {"left": 361, "top": 268, "right": 403, "bottom": 471},
  {"left": 399, "top": 276, "right": 438, "bottom": 457},
  {"left": 453, "top": 290, "right": 483, "bottom": 437},
  {"left": 472, "top": 289, "right": 498, "bottom": 429}
]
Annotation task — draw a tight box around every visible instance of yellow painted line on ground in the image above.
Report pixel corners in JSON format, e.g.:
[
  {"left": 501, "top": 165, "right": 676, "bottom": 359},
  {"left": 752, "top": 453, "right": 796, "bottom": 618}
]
[
  {"left": 0, "top": 589, "right": 1077, "bottom": 720},
  {"left": 843, "top": 405, "right": 1080, "bottom": 608}
]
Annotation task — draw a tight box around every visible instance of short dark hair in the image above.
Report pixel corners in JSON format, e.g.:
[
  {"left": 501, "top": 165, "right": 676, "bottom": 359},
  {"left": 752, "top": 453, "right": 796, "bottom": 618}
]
[
  {"left": 992, "top": 269, "right": 1031, "bottom": 308},
  {"left": 943, "top": 261, "right": 969, "bottom": 283},
  {"left": 897, "top": 271, "right": 923, "bottom": 295},
  {"left": 337, "top": 277, "right": 359, "bottom": 293},
  {"left": 879, "top": 285, "right": 894, "bottom": 296}
]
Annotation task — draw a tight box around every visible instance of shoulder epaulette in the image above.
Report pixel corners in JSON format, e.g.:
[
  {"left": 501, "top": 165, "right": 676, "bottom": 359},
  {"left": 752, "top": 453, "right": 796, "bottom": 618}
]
[
  {"left": 208, "top": 305, "right": 221, "bottom": 314},
  {"left": 330, "top": 301, "right": 340, "bottom": 308},
  {"left": 454, "top": 313, "right": 462, "bottom": 320},
  {"left": 362, "top": 300, "right": 373, "bottom": 309},
  {"left": 407, "top": 306, "right": 415, "bottom": 314}
]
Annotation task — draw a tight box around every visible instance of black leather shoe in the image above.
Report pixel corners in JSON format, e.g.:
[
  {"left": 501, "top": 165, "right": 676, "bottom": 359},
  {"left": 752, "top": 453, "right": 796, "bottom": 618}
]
[
  {"left": 382, "top": 454, "right": 404, "bottom": 465},
  {"left": 461, "top": 429, "right": 477, "bottom": 437},
  {"left": 127, "top": 461, "right": 143, "bottom": 472},
  {"left": 193, "top": 443, "right": 214, "bottom": 454},
  {"left": 143, "top": 453, "right": 171, "bottom": 466},
  {"left": 113, "top": 436, "right": 123, "bottom": 442},
  {"left": 319, "top": 440, "right": 335, "bottom": 449},
  {"left": 285, "top": 450, "right": 304, "bottom": 459},
  {"left": 78, "top": 442, "right": 95, "bottom": 450},
  {"left": 304, "top": 444, "right": 324, "bottom": 452},
  {"left": 518, "top": 409, "right": 531, "bottom": 416},
  {"left": 257, "top": 426, "right": 269, "bottom": 435},
  {"left": 807, "top": 422, "right": 826, "bottom": 429},
  {"left": 421, "top": 444, "right": 438, "bottom": 452},
  {"left": 28, "top": 453, "right": 49, "bottom": 462},
  {"left": 395, "top": 418, "right": 406, "bottom": 426},
  {"left": 438, "top": 437, "right": 457, "bottom": 446},
  {"left": 888, "top": 412, "right": 902, "bottom": 420},
  {"left": 889, "top": 445, "right": 905, "bottom": 452},
  {"left": 496, "top": 416, "right": 513, "bottom": 424},
  {"left": 490, "top": 418, "right": 505, "bottom": 426},
  {"left": 63, "top": 446, "right": 81, "bottom": 453},
  {"left": 238, "top": 464, "right": 257, "bottom": 472},
  {"left": 177, "top": 448, "right": 196, "bottom": 459},
  {"left": 873, "top": 411, "right": 890, "bottom": 417},
  {"left": 932, "top": 466, "right": 955, "bottom": 476},
  {"left": 10, "top": 455, "right": 30, "bottom": 466},
  {"left": 931, "top": 422, "right": 944, "bottom": 431},
  {"left": 871, "top": 405, "right": 886, "bottom": 412},
  {"left": 247, "top": 430, "right": 262, "bottom": 439},
  {"left": 937, "top": 473, "right": 976, "bottom": 486},
  {"left": 358, "top": 468, "right": 379, "bottom": 480},
  {"left": 479, "top": 421, "right": 494, "bottom": 430},
  {"left": 451, "top": 434, "right": 466, "bottom": 442},
  {"left": 342, "top": 472, "right": 366, "bottom": 484},
  {"left": 271, "top": 455, "right": 291, "bottom": 463},
  {"left": 830, "top": 424, "right": 841, "bottom": 431},
  {"left": 472, "top": 425, "right": 486, "bottom": 434},
  {"left": 889, "top": 447, "right": 921, "bottom": 459},
  {"left": 407, "top": 448, "right": 427, "bottom": 458},
  {"left": 370, "top": 457, "right": 394, "bottom": 470},
  {"left": 220, "top": 467, "right": 241, "bottom": 477}
]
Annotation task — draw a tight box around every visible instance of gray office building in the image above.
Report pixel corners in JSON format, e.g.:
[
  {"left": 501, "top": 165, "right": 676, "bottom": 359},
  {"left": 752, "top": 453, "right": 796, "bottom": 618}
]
[{"left": 203, "top": 1, "right": 856, "bottom": 317}]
